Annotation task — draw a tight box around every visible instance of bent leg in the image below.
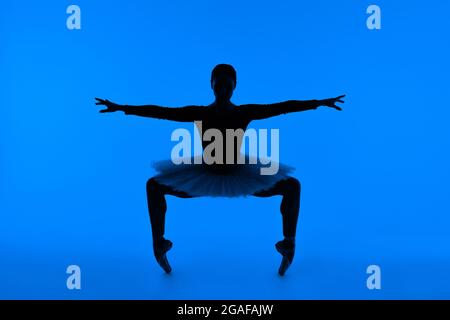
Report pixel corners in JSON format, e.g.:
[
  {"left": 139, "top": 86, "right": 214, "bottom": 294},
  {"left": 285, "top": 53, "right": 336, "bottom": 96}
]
[
  {"left": 253, "top": 177, "right": 301, "bottom": 275},
  {"left": 146, "top": 177, "right": 194, "bottom": 273}
]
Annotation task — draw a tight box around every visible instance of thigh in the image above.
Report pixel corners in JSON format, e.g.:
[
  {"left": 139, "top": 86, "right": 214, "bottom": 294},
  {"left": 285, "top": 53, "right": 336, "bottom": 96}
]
[
  {"left": 252, "top": 177, "right": 300, "bottom": 198},
  {"left": 159, "top": 182, "right": 197, "bottom": 199},
  {"left": 252, "top": 179, "right": 286, "bottom": 198}
]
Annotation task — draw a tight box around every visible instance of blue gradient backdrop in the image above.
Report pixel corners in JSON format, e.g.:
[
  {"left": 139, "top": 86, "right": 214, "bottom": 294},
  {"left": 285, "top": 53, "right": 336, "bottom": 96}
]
[{"left": 1, "top": 0, "right": 449, "bottom": 299}]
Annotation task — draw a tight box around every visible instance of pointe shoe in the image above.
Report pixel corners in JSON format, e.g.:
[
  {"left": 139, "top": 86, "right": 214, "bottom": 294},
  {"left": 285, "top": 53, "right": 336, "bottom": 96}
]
[
  {"left": 153, "top": 238, "right": 173, "bottom": 273},
  {"left": 275, "top": 239, "right": 295, "bottom": 276}
]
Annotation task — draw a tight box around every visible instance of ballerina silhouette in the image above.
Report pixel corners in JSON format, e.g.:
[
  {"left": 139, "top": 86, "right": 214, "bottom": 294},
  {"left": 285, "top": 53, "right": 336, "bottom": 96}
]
[{"left": 95, "top": 64, "right": 344, "bottom": 276}]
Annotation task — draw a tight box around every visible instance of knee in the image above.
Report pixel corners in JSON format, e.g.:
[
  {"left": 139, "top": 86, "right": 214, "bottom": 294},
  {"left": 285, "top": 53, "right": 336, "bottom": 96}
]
[
  {"left": 146, "top": 177, "right": 161, "bottom": 194},
  {"left": 284, "top": 177, "right": 301, "bottom": 194}
]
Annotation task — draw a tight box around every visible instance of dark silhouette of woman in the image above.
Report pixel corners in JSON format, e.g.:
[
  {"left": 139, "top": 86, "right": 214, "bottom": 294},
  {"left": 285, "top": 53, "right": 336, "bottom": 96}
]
[{"left": 95, "top": 64, "right": 344, "bottom": 276}]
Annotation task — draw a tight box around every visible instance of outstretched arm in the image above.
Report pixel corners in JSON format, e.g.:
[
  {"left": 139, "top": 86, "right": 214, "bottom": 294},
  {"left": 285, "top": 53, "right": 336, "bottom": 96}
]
[
  {"left": 239, "top": 95, "right": 345, "bottom": 120},
  {"left": 95, "top": 98, "right": 205, "bottom": 122}
]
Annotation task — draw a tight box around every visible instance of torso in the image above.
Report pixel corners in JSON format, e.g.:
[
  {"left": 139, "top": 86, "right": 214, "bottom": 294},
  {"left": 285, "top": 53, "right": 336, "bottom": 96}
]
[{"left": 195, "top": 102, "right": 251, "bottom": 166}]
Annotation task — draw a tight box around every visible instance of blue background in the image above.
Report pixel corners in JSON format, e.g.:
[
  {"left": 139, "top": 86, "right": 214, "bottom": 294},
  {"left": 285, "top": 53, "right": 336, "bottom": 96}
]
[{"left": 1, "top": 0, "right": 449, "bottom": 299}]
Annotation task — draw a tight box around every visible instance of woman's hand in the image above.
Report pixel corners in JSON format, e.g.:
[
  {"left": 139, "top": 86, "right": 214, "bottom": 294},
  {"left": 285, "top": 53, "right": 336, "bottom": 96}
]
[
  {"left": 95, "top": 98, "right": 123, "bottom": 113},
  {"left": 320, "top": 95, "right": 345, "bottom": 111}
]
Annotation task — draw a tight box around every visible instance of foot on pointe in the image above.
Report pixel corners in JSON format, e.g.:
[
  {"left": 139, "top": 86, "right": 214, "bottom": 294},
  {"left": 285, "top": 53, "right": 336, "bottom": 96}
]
[
  {"left": 275, "top": 239, "right": 295, "bottom": 276},
  {"left": 153, "top": 238, "right": 173, "bottom": 274}
]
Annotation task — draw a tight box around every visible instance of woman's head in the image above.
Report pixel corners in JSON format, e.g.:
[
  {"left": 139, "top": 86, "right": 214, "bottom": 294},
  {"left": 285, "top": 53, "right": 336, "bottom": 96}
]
[{"left": 211, "top": 64, "right": 236, "bottom": 101}]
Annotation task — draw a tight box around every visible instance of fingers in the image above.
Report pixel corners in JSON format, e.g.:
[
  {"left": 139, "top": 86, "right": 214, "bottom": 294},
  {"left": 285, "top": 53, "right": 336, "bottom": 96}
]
[
  {"left": 95, "top": 97, "right": 111, "bottom": 105},
  {"left": 331, "top": 95, "right": 345, "bottom": 109},
  {"left": 336, "top": 95, "right": 345, "bottom": 103},
  {"left": 334, "top": 95, "right": 346, "bottom": 104},
  {"left": 95, "top": 98, "right": 106, "bottom": 105}
]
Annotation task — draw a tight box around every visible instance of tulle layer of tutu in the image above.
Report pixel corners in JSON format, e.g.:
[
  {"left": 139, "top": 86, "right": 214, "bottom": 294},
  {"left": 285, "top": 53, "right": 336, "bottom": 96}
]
[{"left": 152, "top": 155, "right": 294, "bottom": 197}]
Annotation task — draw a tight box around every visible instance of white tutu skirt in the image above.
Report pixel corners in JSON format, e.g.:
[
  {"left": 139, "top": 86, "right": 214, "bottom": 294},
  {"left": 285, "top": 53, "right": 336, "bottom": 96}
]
[{"left": 152, "top": 155, "right": 294, "bottom": 197}]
